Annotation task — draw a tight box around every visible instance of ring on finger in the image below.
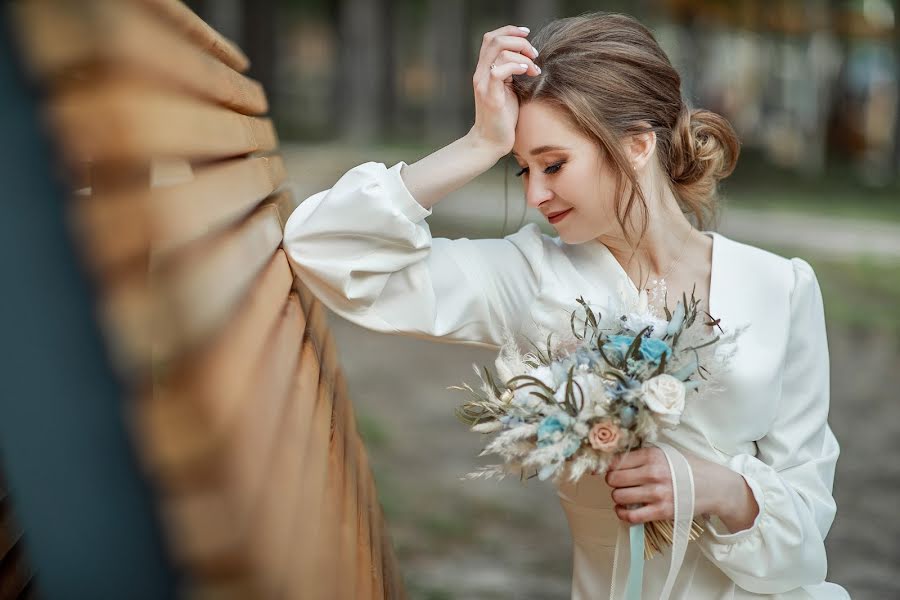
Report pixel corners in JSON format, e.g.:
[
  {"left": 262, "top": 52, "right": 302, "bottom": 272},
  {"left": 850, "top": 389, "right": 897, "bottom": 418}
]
[{"left": 490, "top": 63, "right": 496, "bottom": 70}]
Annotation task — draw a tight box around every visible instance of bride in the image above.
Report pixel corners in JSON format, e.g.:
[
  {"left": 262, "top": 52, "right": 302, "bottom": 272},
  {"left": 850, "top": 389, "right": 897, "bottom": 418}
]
[{"left": 283, "top": 11, "right": 849, "bottom": 599}]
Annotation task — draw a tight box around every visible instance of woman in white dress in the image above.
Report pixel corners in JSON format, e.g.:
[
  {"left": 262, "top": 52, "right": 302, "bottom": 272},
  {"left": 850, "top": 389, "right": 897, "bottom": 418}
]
[{"left": 283, "top": 11, "right": 850, "bottom": 599}]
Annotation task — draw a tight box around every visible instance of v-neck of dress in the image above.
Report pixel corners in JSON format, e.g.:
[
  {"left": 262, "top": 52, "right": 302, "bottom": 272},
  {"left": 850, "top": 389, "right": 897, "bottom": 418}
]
[{"left": 579, "top": 231, "right": 720, "bottom": 322}]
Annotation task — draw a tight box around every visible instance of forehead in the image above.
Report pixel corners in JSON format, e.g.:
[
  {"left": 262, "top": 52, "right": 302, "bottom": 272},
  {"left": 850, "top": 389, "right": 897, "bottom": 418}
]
[{"left": 512, "top": 102, "right": 590, "bottom": 157}]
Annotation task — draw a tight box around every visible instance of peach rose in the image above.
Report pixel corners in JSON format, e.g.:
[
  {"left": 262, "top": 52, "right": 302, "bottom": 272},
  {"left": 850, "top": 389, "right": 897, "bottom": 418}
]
[{"left": 588, "top": 420, "right": 621, "bottom": 452}]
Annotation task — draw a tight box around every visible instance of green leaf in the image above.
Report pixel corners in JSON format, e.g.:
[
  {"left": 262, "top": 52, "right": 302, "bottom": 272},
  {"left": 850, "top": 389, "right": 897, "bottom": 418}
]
[
  {"left": 600, "top": 369, "right": 629, "bottom": 386},
  {"left": 507, "top": 374, "right": 555, "bottom": 395},
  {"left": 483, "top": 366, "right": 502, "bottom": 398},
  {"left": 596, "top": 339, "right": 621, "bottom": 369},
  {"left": 570, "top": 309, "right": 583, "bottom": 340},
  {"left": 626, "top": 326, "right": 651, "bottom": 361},
  {"left": 572, "top": 378, "right": 585, "bottom": 412},
  {"left": 681, "top": 335, "right": 720, "bottom": 353},
  {"left": 652, "top": 347, "right": 668, "bottom": 377}
]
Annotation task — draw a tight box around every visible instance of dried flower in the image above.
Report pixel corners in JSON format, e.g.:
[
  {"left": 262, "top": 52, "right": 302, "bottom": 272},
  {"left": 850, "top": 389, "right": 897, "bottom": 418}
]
[
  {"left": 588, "top": 420, "right": 621, "bottom": 452},
  {"left": 641, "top": 374, "right": 686, "bottom": 428}
]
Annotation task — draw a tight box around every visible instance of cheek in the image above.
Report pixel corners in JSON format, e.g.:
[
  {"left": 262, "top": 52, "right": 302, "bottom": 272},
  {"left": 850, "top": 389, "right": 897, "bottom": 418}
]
[
  {"left": 566, "top": 172, "right": 612, "bottom": 217},
  {"left": 592, "top": 177, "right": 621, "bottom": 216}
]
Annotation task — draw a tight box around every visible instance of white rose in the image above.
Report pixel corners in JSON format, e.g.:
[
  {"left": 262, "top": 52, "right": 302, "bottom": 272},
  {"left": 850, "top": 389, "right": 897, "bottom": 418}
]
[
  {"left": 641, "top": 374, "right": 686, "bottom": 429},
  {"left": 624, "top": 312, "right": 669, "bottom": 339}
]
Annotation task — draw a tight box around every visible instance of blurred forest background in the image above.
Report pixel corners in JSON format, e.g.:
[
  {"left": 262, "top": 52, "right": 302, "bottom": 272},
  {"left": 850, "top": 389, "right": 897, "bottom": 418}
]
[
  {"left": 193, "top": 0, "right": 900, "bottom": 185},
  {"left": 185, "top": 1, "right": 898, "bottom": 598}
]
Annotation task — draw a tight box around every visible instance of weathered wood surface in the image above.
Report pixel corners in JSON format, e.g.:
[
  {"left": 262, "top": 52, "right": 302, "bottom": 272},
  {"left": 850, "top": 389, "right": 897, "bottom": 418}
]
[{"left": 10, "top": 0, "right": 406, "bottom": 597}]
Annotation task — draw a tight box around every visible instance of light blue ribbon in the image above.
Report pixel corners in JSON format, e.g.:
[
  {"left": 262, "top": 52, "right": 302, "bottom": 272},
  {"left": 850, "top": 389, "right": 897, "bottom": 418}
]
[{"left": 625, "top": 522, "right": 645, "bottom": 600}]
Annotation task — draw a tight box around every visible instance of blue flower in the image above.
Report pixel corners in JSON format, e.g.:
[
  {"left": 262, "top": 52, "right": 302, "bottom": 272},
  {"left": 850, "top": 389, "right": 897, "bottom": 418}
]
[
  {"left": 537, "top": 413, "right": 573, "bottom": 447},
  {"left": 602, "top": 334, "right": 671, "bottom": 364},
  {"left": 573, "top": 347, "right": 601, "bottom": 368},
  {"left": 618, "top": 404, "right": 639, "bottom": 428},
  {"left": 499, "top": 414, "right": 524, "bottom": 427},
  {"left": 639, "top": 337, "right": 672, "bottom": 364},
  {"left": 603, "top": 335, "right": 635, "bottom": 359}
]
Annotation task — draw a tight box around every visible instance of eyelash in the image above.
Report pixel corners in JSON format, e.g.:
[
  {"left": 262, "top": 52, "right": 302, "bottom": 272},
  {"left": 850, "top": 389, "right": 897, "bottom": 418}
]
[{"left": 514, "top": 161, "right": 565, "bottom": 177}]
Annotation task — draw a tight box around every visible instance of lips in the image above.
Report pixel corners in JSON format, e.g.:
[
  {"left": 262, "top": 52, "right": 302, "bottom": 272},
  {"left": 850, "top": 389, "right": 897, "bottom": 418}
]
[{"left": 546, "top": 208, "right": 573, "bottom": 223}]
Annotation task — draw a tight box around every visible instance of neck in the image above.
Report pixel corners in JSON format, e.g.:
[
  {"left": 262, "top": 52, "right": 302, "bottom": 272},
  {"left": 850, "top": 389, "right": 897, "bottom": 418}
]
[{"left": 598, "top": 174, "right": 699, "bottom": 289}]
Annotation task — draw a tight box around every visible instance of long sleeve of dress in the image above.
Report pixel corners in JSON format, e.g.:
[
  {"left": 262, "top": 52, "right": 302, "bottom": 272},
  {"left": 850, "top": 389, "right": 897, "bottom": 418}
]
[
  {"left": 696, "top": 257, "right": 841, "bottom": 594},
  {"left": 282, "top": 160, "right": 545, "bottom": 349}
]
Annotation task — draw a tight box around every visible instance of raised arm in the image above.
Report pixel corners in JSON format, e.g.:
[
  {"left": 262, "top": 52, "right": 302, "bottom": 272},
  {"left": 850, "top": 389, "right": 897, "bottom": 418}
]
[
  {"left": 283, "top": 160, "right": 545, "bottom": 349},
  {"left": 401, "top": 23, "right": 540, "bottom": 209},
  {"left": 282, "top": 24, "right": 546, "bottom": 348}
]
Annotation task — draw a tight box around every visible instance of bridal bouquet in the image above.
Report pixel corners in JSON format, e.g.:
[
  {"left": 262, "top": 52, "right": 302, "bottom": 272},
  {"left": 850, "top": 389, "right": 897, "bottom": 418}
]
[{"left": 452, "top": 287, "right": 743, "bottom": 559}]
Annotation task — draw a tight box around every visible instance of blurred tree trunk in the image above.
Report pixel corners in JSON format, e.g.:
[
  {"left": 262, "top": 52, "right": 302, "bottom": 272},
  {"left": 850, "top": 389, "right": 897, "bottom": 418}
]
[
  {"left": 892, "top": 29, "right": 900, "bottom": 179},
  {"left": 188, "top": 0, "right": 240, "bottom": 44},
  {"left": 241, "top": 0, "right": 277, "bottom": 114},
  {"left": 336, "top": 0, "right": 387, "bottom": 143},
  {"left": 515, "top": 0, "right": 560, "bottom": 33},
  {"left": 676, "top": 8, "right": 701, "bottom": 105},
  {"left": 424, "top": 0, "right": 468, "bottom": 143},
  {"left": 382, "top": 0, "right": 399, "bottom": 140}
]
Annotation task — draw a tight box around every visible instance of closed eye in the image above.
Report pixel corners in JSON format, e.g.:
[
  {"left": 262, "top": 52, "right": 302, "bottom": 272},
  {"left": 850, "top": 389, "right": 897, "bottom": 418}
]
[{"left": 515, "top": 161, "right": 565, "bottom": 177}]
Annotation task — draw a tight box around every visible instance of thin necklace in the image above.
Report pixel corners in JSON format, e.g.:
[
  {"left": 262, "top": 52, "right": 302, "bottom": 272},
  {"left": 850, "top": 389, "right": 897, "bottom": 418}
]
[{"left": 642, "top": 226, "right": 694, "bottom": 300}]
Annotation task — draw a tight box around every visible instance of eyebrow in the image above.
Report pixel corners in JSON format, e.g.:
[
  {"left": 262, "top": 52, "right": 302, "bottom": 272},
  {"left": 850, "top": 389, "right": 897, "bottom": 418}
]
[{"left": 511, "top": 145, "right": 571, "bottom": 158}]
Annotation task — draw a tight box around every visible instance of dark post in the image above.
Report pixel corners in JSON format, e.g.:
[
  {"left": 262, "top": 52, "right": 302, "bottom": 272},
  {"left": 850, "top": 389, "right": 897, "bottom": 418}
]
[{"left": 0, "top": 10, "right": 178, "bottom": 599}]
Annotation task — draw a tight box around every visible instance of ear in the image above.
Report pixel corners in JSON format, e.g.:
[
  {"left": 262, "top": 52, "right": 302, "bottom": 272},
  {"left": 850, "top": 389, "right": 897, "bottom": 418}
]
[{"left": 625, "top": 124, "right": 657, "bottom": 172}]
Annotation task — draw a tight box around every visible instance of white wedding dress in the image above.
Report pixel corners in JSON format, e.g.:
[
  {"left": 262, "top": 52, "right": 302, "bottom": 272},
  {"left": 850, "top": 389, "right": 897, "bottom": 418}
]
[{"left": 282, "top": 160, "right": 851, "bottom": 599}]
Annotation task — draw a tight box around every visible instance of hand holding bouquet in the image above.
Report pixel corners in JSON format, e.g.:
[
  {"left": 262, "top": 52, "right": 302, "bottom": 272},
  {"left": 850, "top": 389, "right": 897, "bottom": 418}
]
[{"left": 453, "top": 287, "right": 743, "bottom": 558}]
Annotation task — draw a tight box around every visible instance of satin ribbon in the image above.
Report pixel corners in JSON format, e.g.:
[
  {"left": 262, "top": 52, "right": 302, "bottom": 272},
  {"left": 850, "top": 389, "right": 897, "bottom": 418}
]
[
  {"left": 625, "top": 522, "right": 645, "bottom": 598},
  {"left": 609, "top": 441, "right": 695, "bottom": 600}
]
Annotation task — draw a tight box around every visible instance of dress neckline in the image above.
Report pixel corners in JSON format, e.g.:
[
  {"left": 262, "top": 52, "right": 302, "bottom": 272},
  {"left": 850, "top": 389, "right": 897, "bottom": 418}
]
[{"left": 579, "top": 231, "right": 719, "bottom": 324}]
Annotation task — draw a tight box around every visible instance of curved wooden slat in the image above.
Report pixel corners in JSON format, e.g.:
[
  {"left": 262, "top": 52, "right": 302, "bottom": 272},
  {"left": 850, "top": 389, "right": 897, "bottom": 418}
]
[
  {"left": 357, "top": 440, "right": 386, "bottom": 597},
  {"left": 334, "top": 371, "right": 378, "bottom": 598},
  {"left": 174, "top": 293, "right": 304, "bottom": 576},
  {"left": 288, "top": 364, "right": 339, "bottom": 598},
  {"left": 50, "top": 78, "right": 277, "bottom": 163},
  {"left": 293, "top": 276, "right": 317, "bottom": 315},
  {"left": 327, "top": 375, "right": 355, "bottom": 600},
  {"left": 75, "top": 156, "right": 286, "bottom": 274},
  {"left": 225, "top": 292, "right": 304, "bottom": 530},
  {"left": 102, "top": 200, "right": 285, "bottom": 372},
  {"left": 14, "top": 0, "right": 266, "bottom": 115},
  {"left": 323, "top": 366, "right": 361, "bottom": 598},
  {"left": 136, "top": 249, "right": 294, "bottom": 478},
  {"left": 251, "top": 336, "right": 318, "bottom": 596},
  {"left": 138, "top": 0, "right": 249, "bottom": 72}
]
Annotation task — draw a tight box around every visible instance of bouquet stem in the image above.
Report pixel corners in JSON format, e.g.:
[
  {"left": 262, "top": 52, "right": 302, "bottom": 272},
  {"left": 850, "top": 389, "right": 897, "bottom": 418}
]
[{"left": 643, "top": 518, "right": 705, "bottom": 560}]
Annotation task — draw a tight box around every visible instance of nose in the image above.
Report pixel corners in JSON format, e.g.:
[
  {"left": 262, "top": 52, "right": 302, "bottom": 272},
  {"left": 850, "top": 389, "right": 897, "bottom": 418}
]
[{"left": 524, "top": 178, "right": 554, "bottom": 209}]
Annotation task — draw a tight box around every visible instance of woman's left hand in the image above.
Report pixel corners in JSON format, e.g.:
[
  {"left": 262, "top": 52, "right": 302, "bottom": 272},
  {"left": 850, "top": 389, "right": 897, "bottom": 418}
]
[{"left": 601, "top": 447, "right": 736, "bottom": 525}]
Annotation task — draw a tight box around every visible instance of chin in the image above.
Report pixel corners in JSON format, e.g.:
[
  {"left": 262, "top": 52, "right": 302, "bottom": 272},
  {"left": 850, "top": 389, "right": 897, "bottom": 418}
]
[{"left": 556, "top": 229, "right": 595, "bottom": 245}]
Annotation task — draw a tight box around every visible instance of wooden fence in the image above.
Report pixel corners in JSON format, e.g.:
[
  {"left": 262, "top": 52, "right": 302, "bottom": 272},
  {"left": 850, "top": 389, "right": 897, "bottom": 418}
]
[{"left": 2, "top": 0, "right": 404, "bottom": 596}]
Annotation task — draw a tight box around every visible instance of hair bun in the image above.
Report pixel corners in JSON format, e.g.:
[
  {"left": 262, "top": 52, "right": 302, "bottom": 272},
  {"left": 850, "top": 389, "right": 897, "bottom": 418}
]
[{"left": 668, "top": 107, "right": 740, "bottom": 200}]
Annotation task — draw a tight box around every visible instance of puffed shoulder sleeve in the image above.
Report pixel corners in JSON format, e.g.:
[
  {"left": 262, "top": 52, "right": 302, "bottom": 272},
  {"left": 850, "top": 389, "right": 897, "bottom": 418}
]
[
  {"left": 696, "top": 257, "right": 842, "bottom": 594},
  {"left": 282, "top": 160, "right": 545, "bottom": 349}
]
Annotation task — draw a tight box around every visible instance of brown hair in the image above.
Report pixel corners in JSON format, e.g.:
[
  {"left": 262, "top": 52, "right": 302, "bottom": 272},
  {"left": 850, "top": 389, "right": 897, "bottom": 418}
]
[{"left": 507, "top": 11, "right": 740, "bottom": 247}]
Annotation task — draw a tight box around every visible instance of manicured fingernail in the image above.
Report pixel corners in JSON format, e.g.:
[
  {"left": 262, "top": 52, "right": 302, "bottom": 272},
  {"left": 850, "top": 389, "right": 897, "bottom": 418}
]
[
  {"left": 518, "top": 26, "right": 530, "bottom": 33},
  {"left": 535, "top": 65, "right": 541, "bottom": 74},
  {"left": 532, "top": 46, "right": 539, "bottom": 57}
]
